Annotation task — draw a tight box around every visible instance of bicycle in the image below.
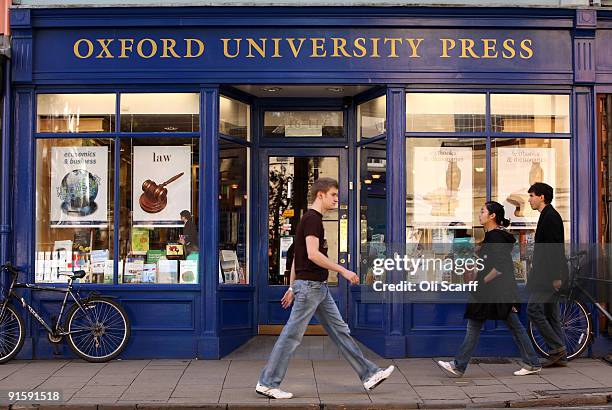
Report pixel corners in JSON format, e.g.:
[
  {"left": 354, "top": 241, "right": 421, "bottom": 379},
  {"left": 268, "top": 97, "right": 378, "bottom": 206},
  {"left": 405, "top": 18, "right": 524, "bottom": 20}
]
[
  {"left": 528, "top": 251, "right": 612, "bottom": 360},
  {"left": 0, "top": 262, "right": 131, "bottom": 363}
]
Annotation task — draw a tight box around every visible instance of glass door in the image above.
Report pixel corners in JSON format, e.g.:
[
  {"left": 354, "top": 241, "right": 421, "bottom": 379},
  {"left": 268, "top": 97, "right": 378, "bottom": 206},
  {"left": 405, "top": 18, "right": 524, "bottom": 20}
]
[{"left": 258, "top": 148, "right": 349, "bottom": 332}]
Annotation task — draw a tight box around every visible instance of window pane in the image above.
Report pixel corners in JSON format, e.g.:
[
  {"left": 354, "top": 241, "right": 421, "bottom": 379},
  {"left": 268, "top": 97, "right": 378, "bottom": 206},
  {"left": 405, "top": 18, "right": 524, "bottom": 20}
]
[
  {"left": 35, "top": 138, "right": 114, "bottom": 283},
  {"left": 406, "top": 93, "right": 486, "bottom": 132},
  {"left": 219, "top": 140, "right": 250, "bottom": 284},
  {"left": 266, "top": 156, "right": 340, "bottom": 286},
  {"left": 492, "top": 138, "right": 571, "bottom": 282},
  {"left": 120, "top": 93, "right": 200, "bottom": 132},
  {"left": 358, "top": 139, "right": 387, "bottom": 283},
  {"left": 263, "top": 111, "right": 343, "bottom": 137},
  {"left": 358, "top": 96, "right": 386, "bottom": 140},
  {"left": 220, "top": 96, "right": 250, "bottom": 140},
  {"left": 491, "top": 94, "right": 570, "bottom": 133},
  {"left": 119, "top": 138, "right": 200, "bottom": 284},
  {"left": 406, "top": 138, "right": 486, "bottom": 283},
  {"left": 37, "top": 94, "right": 115, "bottom": 133}
]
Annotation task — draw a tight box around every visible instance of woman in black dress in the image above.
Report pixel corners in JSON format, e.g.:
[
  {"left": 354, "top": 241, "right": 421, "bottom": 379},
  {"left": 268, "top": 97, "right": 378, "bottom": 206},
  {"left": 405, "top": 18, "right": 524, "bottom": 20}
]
[{"left": 436, "top": 201, "right": 542, "bottom": 377}]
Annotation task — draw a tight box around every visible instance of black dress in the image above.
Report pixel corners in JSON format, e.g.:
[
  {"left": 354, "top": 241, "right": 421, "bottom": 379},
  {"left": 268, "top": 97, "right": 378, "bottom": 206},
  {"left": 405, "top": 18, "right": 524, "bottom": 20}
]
[{"left": 464, "top": 228, "right": 520, "bottom": 321}]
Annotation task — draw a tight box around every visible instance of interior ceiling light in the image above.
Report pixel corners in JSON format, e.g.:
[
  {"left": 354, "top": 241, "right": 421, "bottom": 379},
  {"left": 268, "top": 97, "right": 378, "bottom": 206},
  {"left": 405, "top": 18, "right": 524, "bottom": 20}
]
[{"left": 263, "top": 87, "right": 282, "bottom": 93}]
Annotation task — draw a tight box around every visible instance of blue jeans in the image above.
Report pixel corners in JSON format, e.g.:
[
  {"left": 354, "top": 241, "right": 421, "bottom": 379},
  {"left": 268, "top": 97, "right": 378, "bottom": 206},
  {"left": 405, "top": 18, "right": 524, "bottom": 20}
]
[
  {"left": 527, "top": 292, "right": 566, "bottom": 354},
  {"left": 259, "top": 280, "right": 380, "bottom": 388},
  {"left": 454, "top": 312, "right": 541, "bottom": 374}
]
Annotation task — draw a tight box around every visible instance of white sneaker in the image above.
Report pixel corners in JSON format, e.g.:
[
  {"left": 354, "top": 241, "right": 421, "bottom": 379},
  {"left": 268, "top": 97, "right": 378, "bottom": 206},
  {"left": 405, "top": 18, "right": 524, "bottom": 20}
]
[
  {"left": 363, "top": 365, "right": 395, "bottom": 390},
  {"left": 436, "top": 360, "right": 463, "bottom": 378},
  {"left": 513, "top": 367, "right": 542, "bottom": 376},
  {"left": 255, "top": 382, "right": 293, "bottom": 399}
]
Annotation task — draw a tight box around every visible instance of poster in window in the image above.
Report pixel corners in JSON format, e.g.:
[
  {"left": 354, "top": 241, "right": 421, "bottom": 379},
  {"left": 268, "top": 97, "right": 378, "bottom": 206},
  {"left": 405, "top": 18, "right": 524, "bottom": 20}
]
[
  {"left": 50, "top": 146, "right": 109, "bottom": 227},
  {"left": 497, "top": 148, "right": 556, "bottom": 228},
  {"left": 132, "top": 146, "right": 191, "bottom": 226},
  {"left": 413, "top": 147, "right": 473, "bottom": 227}
]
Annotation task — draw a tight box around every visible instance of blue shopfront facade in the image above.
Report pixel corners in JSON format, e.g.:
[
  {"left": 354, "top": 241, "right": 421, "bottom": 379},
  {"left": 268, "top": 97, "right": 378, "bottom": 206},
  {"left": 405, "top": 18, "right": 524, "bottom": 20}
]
[{"left": 1, "top": 5, "right": 611, "bottom": 359}]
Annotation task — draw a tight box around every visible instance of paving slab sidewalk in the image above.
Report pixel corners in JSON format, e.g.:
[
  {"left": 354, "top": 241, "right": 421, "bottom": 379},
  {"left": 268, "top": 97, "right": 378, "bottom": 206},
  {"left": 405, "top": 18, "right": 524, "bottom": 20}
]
[{"left": 0, "top": 357, "right": 609, "bottom": 409}]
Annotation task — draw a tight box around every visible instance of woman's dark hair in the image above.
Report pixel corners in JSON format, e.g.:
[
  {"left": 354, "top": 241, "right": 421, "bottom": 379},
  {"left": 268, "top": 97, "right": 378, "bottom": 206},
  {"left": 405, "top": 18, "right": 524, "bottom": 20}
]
[{"left": 484, "top": 201, "right": 510, "bottom": 228}]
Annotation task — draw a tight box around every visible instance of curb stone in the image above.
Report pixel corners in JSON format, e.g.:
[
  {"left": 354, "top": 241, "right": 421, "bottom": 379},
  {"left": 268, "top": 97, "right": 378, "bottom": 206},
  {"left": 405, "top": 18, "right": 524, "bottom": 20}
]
[
  {"left": 507, "top": 394, "right": 610, "bottom": 408},
  {"left": 4, "top": 393, "right": 612, "bottom": 410}
]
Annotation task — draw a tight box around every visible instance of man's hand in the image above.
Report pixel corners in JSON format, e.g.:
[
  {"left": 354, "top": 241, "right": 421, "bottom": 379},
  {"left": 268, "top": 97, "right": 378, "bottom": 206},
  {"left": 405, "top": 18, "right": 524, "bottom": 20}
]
[
  {"left": 553, "top": 279, "right": 562, "bottom": 291},
  {"left": 281, "top": 289, "right": 294, "bottom": 309},
  {"left": 343, "top": 270, "right": 360, "bottom": 285}
]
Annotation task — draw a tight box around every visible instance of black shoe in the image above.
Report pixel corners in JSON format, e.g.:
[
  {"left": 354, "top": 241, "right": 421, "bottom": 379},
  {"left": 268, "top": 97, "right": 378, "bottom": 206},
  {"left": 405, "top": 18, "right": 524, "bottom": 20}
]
[{"left": 542, "top": 350, "right": 567, "bottom": 368}]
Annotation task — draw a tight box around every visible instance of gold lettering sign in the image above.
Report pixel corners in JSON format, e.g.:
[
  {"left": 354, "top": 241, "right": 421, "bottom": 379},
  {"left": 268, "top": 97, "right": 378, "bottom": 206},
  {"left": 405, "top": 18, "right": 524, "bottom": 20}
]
[{"left": 71, "top": 36, "right": 535, "bottom": 60}]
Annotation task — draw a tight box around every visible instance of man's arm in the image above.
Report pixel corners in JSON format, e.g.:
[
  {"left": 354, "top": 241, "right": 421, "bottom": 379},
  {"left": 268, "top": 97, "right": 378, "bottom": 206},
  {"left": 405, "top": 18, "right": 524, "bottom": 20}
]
[
  {"left": 281, "top": 260, "right": 296, "bottom": 309},
  {"left": 306, "top": 236, "right": 359, "bottom": 284}
]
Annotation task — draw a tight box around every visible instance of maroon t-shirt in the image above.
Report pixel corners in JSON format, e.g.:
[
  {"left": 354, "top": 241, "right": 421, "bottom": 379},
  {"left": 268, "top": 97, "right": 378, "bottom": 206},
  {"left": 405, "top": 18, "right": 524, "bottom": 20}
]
[{"left": 294, "top": 209, "right": 329, "bottom": 282}]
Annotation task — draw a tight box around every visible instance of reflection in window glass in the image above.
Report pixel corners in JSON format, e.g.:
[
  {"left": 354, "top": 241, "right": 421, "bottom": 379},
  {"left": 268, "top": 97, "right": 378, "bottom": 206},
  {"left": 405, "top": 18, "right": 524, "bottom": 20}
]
[
  {"left": 491, "top": 94, "right": 570, "bottom": 133},
  {"left": 267, "top": 156, "right": 340, "bottom": 286},
  {"left": 120, "top": 93, "right": 200, "bottom": 132},
  {"left": 219, "top": 140, "right": 250, "bottom": 284},
  {"left": 492, "top": 138, "right": 571, "bottom": 282},
  {"left": 406, "top": 138, "right": 486, "bottom": 284},
  {"left": 264, "top": 111, "right": 343, "bottom": 137},
  {"left": 358, "top": 140, "right": 387, "bottom": 284},
  {"left": 220, "top": 96, "right": 250, "bottom": 140},
  {"left": 35, "top": 138, "right": 114, "bottom": 283},
  {"left": 119, "top": 138, "right": 199, "bottom": 284},
  {"left": 37, "top": 94, "right": 115, "bottom": 133},
  {"left": 406, "top": 93, "right": 486, "bottom": 132},
  {"left": 358, "top": 96, "right": 386, "bottom": 140}
]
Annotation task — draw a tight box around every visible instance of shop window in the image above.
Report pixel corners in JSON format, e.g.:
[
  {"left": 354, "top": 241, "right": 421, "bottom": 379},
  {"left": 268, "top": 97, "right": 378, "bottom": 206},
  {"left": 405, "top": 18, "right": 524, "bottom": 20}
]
[
  {"left": 220, "top": 96, "right": 250, "bottom": 140},
  {"left": 120, "top": 93, "right": 199, "bottom": 132},
  {"left": 358, "top": 139, "right": 387, "bottom": 284},
  {"left": 119, "top": 138, "right": 200, "bottom": 284},
  {"left": 491, "top": 94, "right": 570, "bottom": 133},
  {"left": 358, "top": 96, "right": 386, "bottom": 140},
  {"left": 37, "top": 94, "right": 115, "bottom": 133},
  {"left": 35, "top": 138, "right": 114, "bottom": 283},
  {"left": 406, "top": 138, "right": 486, "bottom": 284},
  {"left": 263, "top": 111, "right": 343, "bottom": 138},
  {"left": 219, "top": 140, "right": 250, "bottom": 284},
  {"left": 492, "top": 138, "right": 571, "bottom": 282},
  {"left": 406, "top": 93, "right": 486, "bottom": 133}
]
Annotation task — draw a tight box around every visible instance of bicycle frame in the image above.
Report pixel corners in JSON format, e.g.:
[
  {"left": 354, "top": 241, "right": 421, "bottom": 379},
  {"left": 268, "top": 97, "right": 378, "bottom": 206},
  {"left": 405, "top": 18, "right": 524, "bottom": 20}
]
[{"left": 1, "top": 272, "right": 89, "bottom": 337}]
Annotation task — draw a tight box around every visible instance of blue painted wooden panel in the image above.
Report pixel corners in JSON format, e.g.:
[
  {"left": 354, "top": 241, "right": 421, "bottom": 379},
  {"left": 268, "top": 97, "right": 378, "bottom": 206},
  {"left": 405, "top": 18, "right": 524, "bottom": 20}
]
[
  {"left": 220, "top": 298, "right": 253, "bottom": 330},
  {"left": 123, "top": 300, "right": 195, "bottom": 331},
  {"left": 409, "top": 304, "right": 466, "bottom": 330},
  {"left": 355, "top": 302, "right": 384, "bottom": 330}
]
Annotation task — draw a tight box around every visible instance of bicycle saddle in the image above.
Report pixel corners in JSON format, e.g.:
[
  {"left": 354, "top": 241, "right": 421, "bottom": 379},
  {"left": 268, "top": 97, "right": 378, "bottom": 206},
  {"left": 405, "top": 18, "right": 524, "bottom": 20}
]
[{"left": 71, "top": 270, "right": 87, "bottom": 279}]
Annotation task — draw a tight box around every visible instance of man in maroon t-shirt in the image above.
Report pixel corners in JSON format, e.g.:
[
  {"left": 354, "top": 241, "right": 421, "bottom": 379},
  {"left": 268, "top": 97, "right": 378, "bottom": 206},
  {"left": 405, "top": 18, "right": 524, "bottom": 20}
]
[{"left": 256, "top": 178, "right": 394, "bottom": 399}]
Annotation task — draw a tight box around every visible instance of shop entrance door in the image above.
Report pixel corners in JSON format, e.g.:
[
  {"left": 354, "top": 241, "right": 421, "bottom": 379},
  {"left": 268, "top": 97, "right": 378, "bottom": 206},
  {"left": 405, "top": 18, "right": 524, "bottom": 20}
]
[{"left": 258, "top": 148, "right": 350, "bottom": 334}]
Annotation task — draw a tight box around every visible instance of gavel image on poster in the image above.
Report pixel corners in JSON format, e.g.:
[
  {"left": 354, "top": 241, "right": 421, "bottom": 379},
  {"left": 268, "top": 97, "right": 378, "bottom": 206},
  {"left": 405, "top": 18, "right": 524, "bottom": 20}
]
[{"left": 139, "top": 172, "right": 184, "bottom": 214}]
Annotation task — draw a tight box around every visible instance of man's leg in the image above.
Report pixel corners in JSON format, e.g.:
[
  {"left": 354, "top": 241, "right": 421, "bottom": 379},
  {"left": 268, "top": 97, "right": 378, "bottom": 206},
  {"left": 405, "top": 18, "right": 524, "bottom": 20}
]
[
  {"left": 453, "top": 319, "right": 484, "bottom": 374},
  {"left": 259, "top": 283, "right": 322, "bottom": 388},
  {"left": 314, "top": 286, "right": 380, "bottom": 382},
  {"left": 527, "top": 293, "right": 565, "bottom": 353},
  {"left": 544, "top": 293, "right": 567, "bottom": 352}
]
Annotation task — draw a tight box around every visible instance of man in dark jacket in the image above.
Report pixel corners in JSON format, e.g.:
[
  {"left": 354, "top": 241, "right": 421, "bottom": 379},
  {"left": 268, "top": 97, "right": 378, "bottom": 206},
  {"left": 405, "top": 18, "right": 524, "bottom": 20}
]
[{"left": 526, "top": 182, "right": 568, "bottom": 367}]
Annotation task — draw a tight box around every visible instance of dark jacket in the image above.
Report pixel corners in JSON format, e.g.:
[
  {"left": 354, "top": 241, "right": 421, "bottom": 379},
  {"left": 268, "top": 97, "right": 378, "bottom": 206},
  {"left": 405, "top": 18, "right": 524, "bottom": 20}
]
[
  {"left": 183, "top": 219, "right": 199, "bottom": 253},
  {"left": 527, "top": 204, "right": 568, "bottom": 293},
  {"left": 465, "top": 228, "right": 519, "bottom": 321}
]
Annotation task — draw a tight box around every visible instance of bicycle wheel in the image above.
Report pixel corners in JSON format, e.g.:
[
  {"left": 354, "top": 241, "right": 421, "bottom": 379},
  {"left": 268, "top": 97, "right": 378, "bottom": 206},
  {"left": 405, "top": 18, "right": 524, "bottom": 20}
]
[
  {"left": 65, "top": 297, "right": 130, "bottom": 363},
  {"left": 0, "top": 303, "right": 25, "bottom": 364},
  {"left": 529, "top": 299, "right": 592, "bottom": 360}
]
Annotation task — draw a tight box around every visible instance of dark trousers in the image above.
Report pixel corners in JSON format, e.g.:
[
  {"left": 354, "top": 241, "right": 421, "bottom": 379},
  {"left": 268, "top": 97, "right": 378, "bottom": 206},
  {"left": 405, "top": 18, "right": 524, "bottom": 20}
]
[{"left": 527, "top": 292, "right": 566, "bottom": 354}]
